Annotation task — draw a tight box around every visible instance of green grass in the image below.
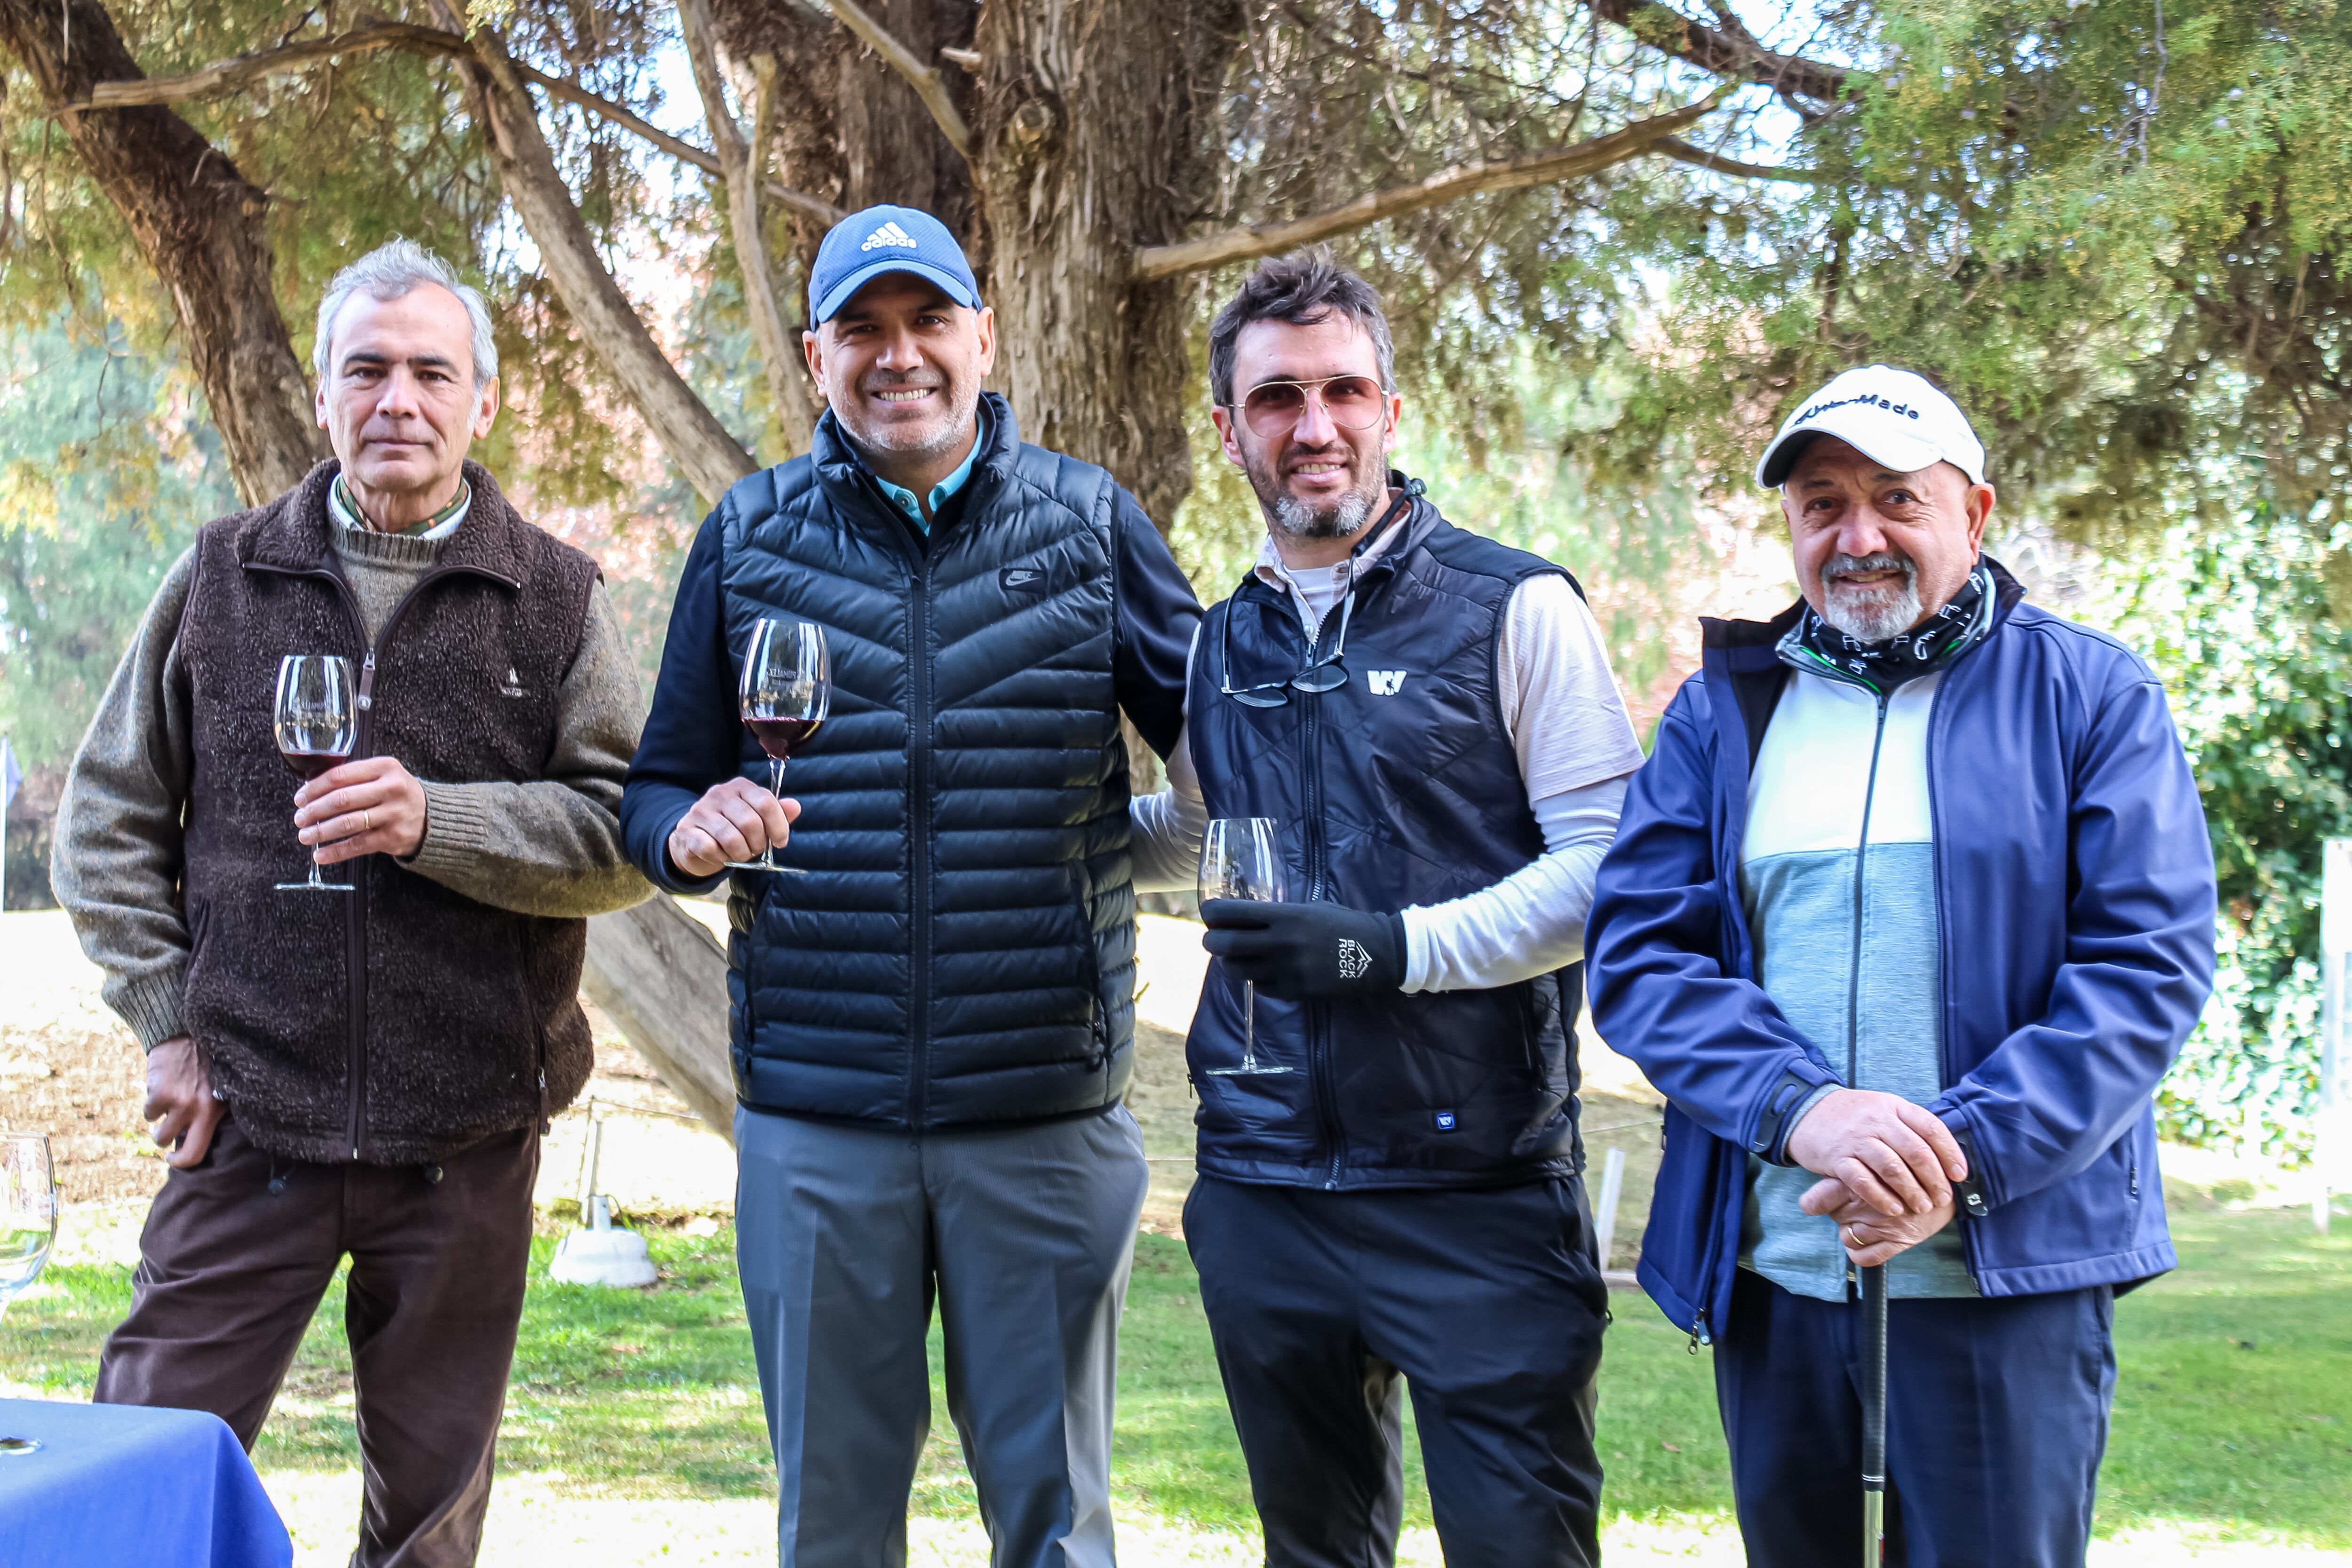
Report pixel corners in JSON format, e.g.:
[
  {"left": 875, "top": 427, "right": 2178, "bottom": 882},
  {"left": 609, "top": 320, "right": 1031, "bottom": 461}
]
[{"left": 5, "top": 1206, "right": 2346, "bottom": 1544}]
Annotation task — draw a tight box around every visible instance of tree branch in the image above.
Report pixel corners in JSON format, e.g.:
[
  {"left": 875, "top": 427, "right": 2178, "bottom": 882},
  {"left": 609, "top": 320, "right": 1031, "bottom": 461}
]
[
  {"left": 79, "top": 18, "right": 443, "bottom": 105},
  {"left": 819, "top": 0, "right": 972, "bottom": 159},
  {"left": 0, "top": 0, "right": 328, "bottom": 503},
  {"left": 1584, "top": 0, "right": 1852, "bottom": 107},
  {"left": 426, "top": 3, "right": 756, "bottom": 504},
  {"left": 73, "top": 20, "right": 845, "bottom": 224},
  {"left": 680, "top": 0, "right": 815, "bottom": 455},
  {"left": 1131, "top": 92, "right": 1728, "bottom": 283},
  {"left": 1653, "top": 136, "right": 1828, "bottom": 184}
]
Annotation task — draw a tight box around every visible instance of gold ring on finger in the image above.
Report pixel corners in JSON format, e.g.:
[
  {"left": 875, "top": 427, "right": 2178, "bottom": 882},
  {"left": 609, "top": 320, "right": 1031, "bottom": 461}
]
[{"left": 360, "top": 809, "right": 372, "bottom": 833}]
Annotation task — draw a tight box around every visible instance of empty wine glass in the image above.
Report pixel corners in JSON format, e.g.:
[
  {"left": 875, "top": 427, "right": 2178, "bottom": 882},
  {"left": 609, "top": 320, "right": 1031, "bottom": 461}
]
[
  {"left": 273, "top": 653, "right": 356, "bottom": 893},
  {"left": 0, "top": 1133, "right": 56, "bottom": 1456},
  {"left": 726, "top": 620, "right": 830, "bottom": 873},
  {"left": 1200, "top": 817, "right": 1291, "bottom": 1077}
]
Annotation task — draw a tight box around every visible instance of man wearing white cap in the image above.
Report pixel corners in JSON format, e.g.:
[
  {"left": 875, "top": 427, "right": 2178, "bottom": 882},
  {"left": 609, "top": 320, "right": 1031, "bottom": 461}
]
[{"left": 1587, "top": 366, "right": 2216, "bottom": 1563}]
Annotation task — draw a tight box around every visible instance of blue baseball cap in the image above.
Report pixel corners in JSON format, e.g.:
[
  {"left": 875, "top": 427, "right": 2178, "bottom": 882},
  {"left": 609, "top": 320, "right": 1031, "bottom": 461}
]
[{"left": 807, "top": 205, "right": 982, "bottom": 326}]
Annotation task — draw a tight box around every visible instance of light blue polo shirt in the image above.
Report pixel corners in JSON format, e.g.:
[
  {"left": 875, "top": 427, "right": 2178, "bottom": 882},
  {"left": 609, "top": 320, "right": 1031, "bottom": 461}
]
[{"left": 870, "top": 402, "right": 989, "bottom": 532}]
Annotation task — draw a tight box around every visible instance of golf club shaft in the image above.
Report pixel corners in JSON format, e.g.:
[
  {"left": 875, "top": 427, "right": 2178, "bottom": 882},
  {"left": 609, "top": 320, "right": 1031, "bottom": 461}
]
[{"left": 1860, "top": 1262, "right": 1888, "bottom": 1565}]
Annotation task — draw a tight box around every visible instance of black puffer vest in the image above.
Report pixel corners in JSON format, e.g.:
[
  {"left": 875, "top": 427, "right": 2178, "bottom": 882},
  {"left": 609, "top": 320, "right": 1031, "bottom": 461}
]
[
  {"left": 177, "top": 461, "right": 601, "bottom": 1164},
  {"left": 1187, "top": 481, "right": 1584, "bottom": 1189},
  {"left": 719, "top": 396, "right": 1135, "bottom": 1128}
]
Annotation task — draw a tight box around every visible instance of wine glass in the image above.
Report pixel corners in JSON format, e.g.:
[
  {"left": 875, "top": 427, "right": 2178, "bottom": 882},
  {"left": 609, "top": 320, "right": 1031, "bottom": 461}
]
[
  {"left": 0, "top": 1134, "right": 56, "bottom": 1456},
  {"left": 1200, "top": 817, "right": 1291, "bottom": 1076},
  {"left": 726, "top": 620, "right": 830, "bottom": 873},
  {"left": 273, "top": 653, "right": 357, "bottom": 893}
]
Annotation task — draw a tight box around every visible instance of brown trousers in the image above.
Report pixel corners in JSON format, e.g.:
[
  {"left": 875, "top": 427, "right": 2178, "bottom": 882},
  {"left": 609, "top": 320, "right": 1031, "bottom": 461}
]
[{"left": 95, "top": 1117, "right": 539, "bottom": 1568}]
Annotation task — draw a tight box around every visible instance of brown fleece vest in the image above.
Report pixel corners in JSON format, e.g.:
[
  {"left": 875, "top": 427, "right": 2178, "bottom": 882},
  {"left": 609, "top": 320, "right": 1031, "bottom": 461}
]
[{"left": 177, "top": 460, "right": 600, "bottom": 1164}]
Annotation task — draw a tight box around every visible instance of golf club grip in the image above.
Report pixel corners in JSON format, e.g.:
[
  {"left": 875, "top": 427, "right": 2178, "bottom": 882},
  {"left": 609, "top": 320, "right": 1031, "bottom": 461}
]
[{"left": 1859, "top": 1263, "right": 1889, "bottom": 1489}]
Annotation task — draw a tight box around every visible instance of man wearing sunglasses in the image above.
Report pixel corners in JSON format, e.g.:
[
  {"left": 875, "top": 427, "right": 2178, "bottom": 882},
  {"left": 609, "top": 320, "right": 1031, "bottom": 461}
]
[{"left": 1131, "top": 248, "right": 1646, "bottom": 1566}]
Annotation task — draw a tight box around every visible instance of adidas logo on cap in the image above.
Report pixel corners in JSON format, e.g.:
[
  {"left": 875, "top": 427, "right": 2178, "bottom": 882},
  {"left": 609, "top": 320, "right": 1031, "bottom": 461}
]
[{"left": 860, "top": 222, "right": 918, "bottom": 252}]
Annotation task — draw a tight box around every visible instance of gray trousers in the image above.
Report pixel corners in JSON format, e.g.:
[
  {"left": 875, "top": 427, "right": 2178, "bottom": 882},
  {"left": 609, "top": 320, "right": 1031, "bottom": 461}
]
[{"left": 735, "top": 1104, "right": 1149, "bottom": 1568}]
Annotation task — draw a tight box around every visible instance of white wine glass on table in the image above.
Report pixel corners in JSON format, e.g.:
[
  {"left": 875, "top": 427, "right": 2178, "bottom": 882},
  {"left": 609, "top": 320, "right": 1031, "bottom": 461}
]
[
  {"left": 273, "top": 653, "right": 357, "bottom": 893},
  {"left": 726, "top": 620, "right": 830, "bottom": 874},
  {"left": 1200, "top": 817, "right": 1292, "bottom": 1077},
  {"left": 0, "top": 1133, "right": 58, "bottom": 1457}
]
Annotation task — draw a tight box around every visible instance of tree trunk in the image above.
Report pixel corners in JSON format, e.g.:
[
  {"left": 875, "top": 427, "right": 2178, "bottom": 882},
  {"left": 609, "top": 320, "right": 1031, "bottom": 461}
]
[
  {"left": 970, "top": 0, "right": 1240, "bottom": 526},
  {"left": 713, "top": 0, "right": 1240, "bottom": 528},
  {"left": 580, "top": 899, "right": 738, "bottom": 1141},
  {"left": 0, "top": 0, "right": 327, "bottom": 505}
]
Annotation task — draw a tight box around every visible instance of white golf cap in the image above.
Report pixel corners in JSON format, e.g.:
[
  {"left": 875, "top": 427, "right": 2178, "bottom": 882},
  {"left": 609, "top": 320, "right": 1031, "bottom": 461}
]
[{"left": 1755, "top": 365, "right": 1986, "bottom": 489}]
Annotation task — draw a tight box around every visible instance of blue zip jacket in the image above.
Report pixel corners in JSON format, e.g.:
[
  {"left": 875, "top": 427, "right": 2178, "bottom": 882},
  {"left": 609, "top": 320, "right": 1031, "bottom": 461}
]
[{"left": 1586, "top": 561, "right": 2214, "bottom": 1343}]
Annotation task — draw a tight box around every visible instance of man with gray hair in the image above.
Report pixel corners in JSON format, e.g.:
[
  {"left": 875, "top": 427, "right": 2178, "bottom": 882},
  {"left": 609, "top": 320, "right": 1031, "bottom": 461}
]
[
  {"left": 54, "top": 238, "right": 648, "bottom": 1566},
  {"left": 1588, "top": 366, "right": 2215, "bottom": 1563}
]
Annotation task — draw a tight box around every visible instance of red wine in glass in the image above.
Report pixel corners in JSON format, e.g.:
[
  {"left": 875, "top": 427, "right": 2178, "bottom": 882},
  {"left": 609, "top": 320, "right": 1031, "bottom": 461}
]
[
  {"left": 281, "top": 748, "right": 347, "bottom": 782},
  {"left": 273, "top": 653, "right": 357, "bottom": 892},
  {"left": 744, "top": 716, "right": 823, "bottom": 762},
  {"left": 728, "top": 620, "right": 830, "bottom": 872}
]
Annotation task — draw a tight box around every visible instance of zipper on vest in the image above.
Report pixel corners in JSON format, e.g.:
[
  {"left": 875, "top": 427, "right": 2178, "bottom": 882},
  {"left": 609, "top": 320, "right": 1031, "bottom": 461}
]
[
  {"left": 1299, "top": 607, "right": 1347, "bottom": 1189},
  {"left": 907, "top": 550, "right": 936, "bottom": 1129},
  {"left": 250, "top": 557, "right": 516, "bottom": 1162},
  {"left": 252, "top": 559, "right": 376, "bottom": 1161}
]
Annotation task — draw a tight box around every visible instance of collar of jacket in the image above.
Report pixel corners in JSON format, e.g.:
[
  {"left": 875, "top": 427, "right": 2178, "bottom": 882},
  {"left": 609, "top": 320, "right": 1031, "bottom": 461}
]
[
  {"left": 809, "top": 390, "right": 1021, "bottom": 538},
  {"left": 1697, "top": 554, "right": 2029, "bottom": 779},
  {"left": 236, "top": 458, "right": 529, "bottom": 589}
]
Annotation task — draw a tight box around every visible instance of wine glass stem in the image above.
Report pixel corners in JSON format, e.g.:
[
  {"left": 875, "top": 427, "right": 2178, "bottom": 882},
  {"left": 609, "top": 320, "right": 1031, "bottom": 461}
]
[
  {"left": 765, "top": 758, "right": 785, "bottom": 869},
  {"left": 1242, "top": 981, "right": 1257, "bottom": 1071}
]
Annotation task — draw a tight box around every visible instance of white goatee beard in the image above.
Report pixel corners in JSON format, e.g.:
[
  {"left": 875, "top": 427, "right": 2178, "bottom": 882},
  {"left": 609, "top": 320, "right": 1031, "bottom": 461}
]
[
  {"left": 1820, "top": 552, "right": 1924, "bottom": 643},
  {"left": 1271, "top": 488, "right": 1375, "bottom": 542}
]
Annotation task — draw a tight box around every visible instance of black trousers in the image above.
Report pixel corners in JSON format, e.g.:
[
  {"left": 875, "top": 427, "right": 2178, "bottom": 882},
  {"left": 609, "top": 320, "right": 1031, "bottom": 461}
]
[
  {"left": 1184, "top": 1174, "right": 1610, "bottom": 1568},
  {"left": 95, "top": 1117, "right": 539, "bottom": 1568},
  {"left": 1716, "top": 1266, "right": 2117, "bottom": 1568}
]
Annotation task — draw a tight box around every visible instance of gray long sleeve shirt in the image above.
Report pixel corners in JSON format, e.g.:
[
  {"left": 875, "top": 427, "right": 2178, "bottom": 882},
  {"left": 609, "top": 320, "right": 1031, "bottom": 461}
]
[{"left": 52, "top": 513, "right": 652, "bottom": 1053}]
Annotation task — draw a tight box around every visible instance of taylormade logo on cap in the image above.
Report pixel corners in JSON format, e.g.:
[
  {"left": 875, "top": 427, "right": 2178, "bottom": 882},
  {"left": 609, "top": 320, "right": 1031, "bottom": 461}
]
[
  {"left": 859, "top": 222, "right": 917, "bottom": 252},
  {"left": 1755, "top": 365, "right": 1987, "bottom": 490}
]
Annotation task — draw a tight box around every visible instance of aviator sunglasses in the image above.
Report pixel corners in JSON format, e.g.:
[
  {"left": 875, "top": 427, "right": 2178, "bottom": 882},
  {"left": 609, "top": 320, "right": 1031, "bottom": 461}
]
[
  {"left": 1225, "top": 373, "right": 1392, "bottom": 440},
  {"left": 1217, "top": 479, "right": 1425, "bottom": 708}
]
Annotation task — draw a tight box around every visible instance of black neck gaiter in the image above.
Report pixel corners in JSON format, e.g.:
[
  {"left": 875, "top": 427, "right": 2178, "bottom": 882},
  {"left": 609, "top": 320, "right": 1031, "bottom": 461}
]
[{"left": 1777, "top": 562, "right": 1994, "bottom": 694}]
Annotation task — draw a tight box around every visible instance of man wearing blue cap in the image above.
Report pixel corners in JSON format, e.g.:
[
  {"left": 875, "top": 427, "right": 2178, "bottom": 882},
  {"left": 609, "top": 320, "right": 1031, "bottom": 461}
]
[{"left": 620, "top": 205, "right": 1201, "bottom": 1567}]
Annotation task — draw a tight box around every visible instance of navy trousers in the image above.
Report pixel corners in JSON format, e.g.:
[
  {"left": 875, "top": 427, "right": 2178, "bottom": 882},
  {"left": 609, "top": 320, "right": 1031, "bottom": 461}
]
[
  {"left": 1185, "top": 1175, "right": 1610, "bottom": 1568},
  {"left": 1716, "top": 1266, "right": 2118, "bottom": 1568}
]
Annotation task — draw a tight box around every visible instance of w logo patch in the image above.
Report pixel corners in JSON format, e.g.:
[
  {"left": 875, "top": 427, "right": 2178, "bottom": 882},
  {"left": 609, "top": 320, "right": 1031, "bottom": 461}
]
[
  {"left": 1365, "top": 669, "right": 1408, "bottom": 695},
  {"left": 860, "top": 221, "right": 918, "bottom": 251}
]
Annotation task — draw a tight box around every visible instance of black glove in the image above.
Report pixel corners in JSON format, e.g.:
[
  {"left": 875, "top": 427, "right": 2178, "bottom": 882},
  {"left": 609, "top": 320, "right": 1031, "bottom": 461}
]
[{"left": 1200, "top": 899, "right": 1406, "bottom": 1001}]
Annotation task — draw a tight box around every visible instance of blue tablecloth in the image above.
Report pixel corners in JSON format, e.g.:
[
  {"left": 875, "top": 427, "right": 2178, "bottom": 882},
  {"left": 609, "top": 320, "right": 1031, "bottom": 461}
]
[{"left": 0, "top": 1398, "right": 291, "bottom": 1568}]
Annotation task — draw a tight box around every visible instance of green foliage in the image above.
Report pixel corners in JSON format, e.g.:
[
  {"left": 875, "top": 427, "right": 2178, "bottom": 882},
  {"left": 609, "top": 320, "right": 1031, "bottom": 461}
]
[
  {"left": 2092, "top": 499, "right": 2352, "bottom": 1157},
  {"left": 1584, "top": 0, "right": 2352, "bottom": 542},
  {"left": 0, "top": 322, "right": 235, "bottom": 901}
]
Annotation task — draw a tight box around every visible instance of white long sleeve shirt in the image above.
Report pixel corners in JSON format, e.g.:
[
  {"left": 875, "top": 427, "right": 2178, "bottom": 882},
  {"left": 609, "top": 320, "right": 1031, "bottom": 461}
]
[{"left": 1131, "top": 527, "right": 1646, "bottom": 991}]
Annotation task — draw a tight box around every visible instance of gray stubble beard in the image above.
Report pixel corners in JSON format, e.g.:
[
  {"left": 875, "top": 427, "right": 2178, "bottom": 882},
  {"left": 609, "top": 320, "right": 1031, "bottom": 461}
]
[
  {"left": 836, "top": 375, "right": 982, "bottom": 461},
  {"left": 1271, "top": 488, "right": 1376, "bottom": 542}
]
